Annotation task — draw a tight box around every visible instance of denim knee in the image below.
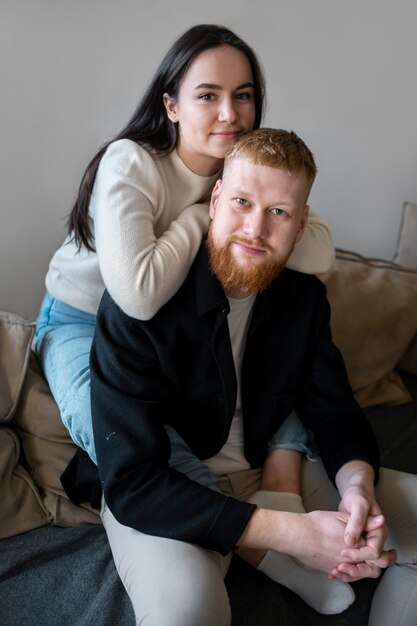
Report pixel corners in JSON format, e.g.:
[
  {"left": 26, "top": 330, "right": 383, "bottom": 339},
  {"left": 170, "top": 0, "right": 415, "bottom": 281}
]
[
  {"left": 34, "top": 293, "right": 97, "bottom": 463},
  {"left": 269, "top": 409, "right": 319, "bottom": 459}
]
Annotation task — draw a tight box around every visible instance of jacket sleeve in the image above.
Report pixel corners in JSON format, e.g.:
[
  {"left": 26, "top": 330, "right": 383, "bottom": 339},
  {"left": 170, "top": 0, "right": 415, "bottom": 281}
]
[
  {"left": 286, "top": 208, "right": 335, "bottom": 274},
  {"left": 90, "top": 293, "right": 255, "bottom": 555},
  {"left": 297, "top": 280, "right": 380, "bottom": 483},
  {"left": 92, "top": 140, "right": 210, "bottom": 320}
]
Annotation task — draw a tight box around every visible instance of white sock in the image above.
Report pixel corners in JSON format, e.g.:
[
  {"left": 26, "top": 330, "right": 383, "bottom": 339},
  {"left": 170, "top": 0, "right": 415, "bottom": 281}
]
[{"left": 248, "top": 491, "right": 355, "bottom": 615}]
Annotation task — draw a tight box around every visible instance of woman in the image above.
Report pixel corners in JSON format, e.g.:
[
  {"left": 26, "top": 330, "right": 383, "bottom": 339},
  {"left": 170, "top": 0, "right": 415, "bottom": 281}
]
[
  {"left": 36, "top": 24, "right": 349, "bottom": 619},
  {"left": 36, "top": 23, "right": 332, "bottom": 464}
]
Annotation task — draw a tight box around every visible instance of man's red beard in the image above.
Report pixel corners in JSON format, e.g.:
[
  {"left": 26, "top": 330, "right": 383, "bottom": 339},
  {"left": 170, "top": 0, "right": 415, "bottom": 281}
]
[{"left": 207, "top": 228, "right": 294, "bottom": 295}]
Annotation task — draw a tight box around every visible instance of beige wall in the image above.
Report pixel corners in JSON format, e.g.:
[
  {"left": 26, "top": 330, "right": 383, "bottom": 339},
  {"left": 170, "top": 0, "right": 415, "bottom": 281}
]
[{"left": 1, "top": 0, "right": 417, "bottom": 318}]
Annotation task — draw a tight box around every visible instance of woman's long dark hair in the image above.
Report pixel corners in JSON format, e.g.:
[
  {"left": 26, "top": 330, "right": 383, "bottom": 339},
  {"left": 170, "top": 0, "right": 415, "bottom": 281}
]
[{"left": 67, "top": 24, "right": 266, "bottom": 251}]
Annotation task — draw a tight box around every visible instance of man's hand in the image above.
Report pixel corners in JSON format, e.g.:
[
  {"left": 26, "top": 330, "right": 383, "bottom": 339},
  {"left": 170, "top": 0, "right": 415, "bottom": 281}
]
[
  {"left": 328, "top": 513, "right": 397, "bottom": 581},
  {"left": 238, "top": 506, "right": 368, "bottom": 573},
  {"left": 288, "top": 509, "right": 366, "bottom": 572},
  {"left": 340, "top": 484, "right": 386, "bottom": 556},
  {"left": 328, "top": 460, "right": 397, "bottom": 581},
  {"left": 238, "top": 459, "right": 398, "bottom": 581}
]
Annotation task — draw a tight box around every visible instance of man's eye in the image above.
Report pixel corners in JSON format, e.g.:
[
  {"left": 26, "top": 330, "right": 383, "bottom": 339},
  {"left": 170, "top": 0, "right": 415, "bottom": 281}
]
[
  {"left": 270, "top": 208, "right": 288, "bottom": 216},
  {"left": 235, "top": 198, "right": 248, "bottom": 206}
]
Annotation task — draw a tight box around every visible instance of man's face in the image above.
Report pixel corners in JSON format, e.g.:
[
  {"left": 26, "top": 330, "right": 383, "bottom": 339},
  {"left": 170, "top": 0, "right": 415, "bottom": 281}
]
[{"left": 208, "top": 156, "right": 310, "bottom": 297}]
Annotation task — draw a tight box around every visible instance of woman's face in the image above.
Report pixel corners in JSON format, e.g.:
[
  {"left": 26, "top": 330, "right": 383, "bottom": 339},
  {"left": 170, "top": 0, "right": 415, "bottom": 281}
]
[{"left": 164, "top": 45, "right": 256, "bottom": 177}]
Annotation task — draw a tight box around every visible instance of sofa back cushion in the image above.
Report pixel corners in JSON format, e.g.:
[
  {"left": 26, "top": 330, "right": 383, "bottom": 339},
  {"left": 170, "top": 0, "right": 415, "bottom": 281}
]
[
  {"left": 320, "top": 250, "right": 417, "bottom": 407},
  {"left": 0, "top": 426, "right": 50, "bottom": 538},
  {"left": 0, "top": 311, "right": 34, "bottom": 423},
  {"left": 393, "top": 202, "right": 417, "bottom": 269},
  {"left": 0, "top": 312, "right": 100, "bottom": 537},
  {"left": 14, "top": 353, "right": 100, "bottom": 526}
]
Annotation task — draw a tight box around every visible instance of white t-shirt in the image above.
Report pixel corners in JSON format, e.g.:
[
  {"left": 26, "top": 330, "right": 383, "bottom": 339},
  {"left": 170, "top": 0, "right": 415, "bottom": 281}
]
[{"left": 203, "top": 293, "right": 256, "bottom": 476}]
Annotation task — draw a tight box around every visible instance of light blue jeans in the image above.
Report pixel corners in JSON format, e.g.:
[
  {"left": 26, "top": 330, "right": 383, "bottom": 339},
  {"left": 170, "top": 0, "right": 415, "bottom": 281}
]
[
  {"left": 35, "top": 292, "right": 317, "bottom": 467},
  {"left": 35, "top": 293, "right": 98, "bottom": 463}
]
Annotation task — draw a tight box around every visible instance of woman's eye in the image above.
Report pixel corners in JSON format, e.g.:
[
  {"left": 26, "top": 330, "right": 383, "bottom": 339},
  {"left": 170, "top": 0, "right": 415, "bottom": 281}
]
[
  {"left": 199, "top": 93, "right": 216, "bottom": 101},
  {"left": 235, "top": 92, "right": 252, "bottom": 101}
]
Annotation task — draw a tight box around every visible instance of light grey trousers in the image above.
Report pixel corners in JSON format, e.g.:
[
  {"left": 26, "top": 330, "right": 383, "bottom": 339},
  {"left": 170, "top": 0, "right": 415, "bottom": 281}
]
[{"left": 102, "top": 458, "right": 417, "bottom": 626}]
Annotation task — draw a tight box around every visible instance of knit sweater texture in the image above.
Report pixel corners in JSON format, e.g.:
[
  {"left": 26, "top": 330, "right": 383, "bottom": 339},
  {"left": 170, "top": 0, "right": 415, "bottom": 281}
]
[{"left": 45, "top": 139, "right": 335, "bottom": 320}]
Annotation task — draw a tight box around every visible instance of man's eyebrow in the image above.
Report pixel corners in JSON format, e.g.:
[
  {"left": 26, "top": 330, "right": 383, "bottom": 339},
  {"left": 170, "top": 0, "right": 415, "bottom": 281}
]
[
  {"left": 194, "top": 82, "right": 254, "bottom": 91},
  {"left": 230, "top": 186, "right": 253, "bottom": 197},
  {"left": 230, "top": 187, "right": 263, "bottom": 202},
  {"left": 230, "top": 187, "right": 293, "bottom": 207}
]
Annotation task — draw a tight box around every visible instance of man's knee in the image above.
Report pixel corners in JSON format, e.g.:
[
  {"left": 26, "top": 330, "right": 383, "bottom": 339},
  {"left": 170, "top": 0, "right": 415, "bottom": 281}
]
[
  {"left": 128, "top": 564, "right": 231, "bottom": 626},
  {"left": 103, "top": 508, "right": 232, "bottom": 626}
]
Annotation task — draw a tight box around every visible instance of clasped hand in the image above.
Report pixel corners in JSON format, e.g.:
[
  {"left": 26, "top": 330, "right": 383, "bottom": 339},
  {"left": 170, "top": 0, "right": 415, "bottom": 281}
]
[{"left": 328, "top": 484, "right": 397, "bottom": 582}]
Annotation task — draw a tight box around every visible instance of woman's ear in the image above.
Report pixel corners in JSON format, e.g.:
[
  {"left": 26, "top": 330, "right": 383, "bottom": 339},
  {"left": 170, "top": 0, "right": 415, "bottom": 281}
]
[{"left": 163, "top": 93, "right": 178, "bottom": 123}]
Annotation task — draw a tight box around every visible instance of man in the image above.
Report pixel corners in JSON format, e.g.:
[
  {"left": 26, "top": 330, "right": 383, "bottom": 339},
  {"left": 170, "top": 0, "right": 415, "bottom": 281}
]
[{"left": 90, "top": 129, "right": 416, "bottom": 626}]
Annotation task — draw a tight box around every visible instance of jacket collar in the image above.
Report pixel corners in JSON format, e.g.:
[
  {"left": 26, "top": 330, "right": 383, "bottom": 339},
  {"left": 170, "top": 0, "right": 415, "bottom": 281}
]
[{"left": 194, "top": 243, "right": 228, "bottom": 317}]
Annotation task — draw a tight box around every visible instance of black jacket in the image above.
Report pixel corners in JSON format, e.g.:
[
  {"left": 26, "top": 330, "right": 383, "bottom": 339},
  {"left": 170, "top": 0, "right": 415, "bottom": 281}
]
[{"left": 89, "top": 243, "right": 379, "bottom": 555}]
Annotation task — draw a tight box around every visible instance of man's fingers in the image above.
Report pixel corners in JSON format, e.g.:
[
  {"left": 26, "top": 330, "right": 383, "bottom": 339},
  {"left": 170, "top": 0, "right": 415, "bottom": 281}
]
[
  {"left": 341, "top": 545, "right": 378, "bottom": 562},
  {"left": 330, "top": 548, "right": 397, "bottom": 582},
  {"left": 342, "top": 510, "right": 368, "bottom": 546},
  {"left": 340, "top": 546, "right": 397, "bottom": 566},
  {"left": 367, "top": 548, "right": 397, "bottom": 568},
  {"left": 335, "top": 561, "right": 382, "bottom": 581},
  {"left": 363, "top": 514, "right": 385, "bottom": 531},
  {"left": 341, "top": 513, "right": 387, "bottom": 549}
]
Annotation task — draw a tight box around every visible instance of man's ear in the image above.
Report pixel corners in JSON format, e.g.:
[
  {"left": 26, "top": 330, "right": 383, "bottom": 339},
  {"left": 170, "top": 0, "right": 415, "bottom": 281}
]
[
  {"left": 163, "top": 93, "right": 178, "bottom": 123},
  {"left": 209, "top": 179, "right": 222, "bottom": 219},
  {"left": 295, "top": 204, "right": 309, "bottom": 243}
]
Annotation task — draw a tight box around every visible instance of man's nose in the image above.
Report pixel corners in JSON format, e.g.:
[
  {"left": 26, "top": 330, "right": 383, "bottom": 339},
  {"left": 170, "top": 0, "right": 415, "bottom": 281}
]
[
  {"left": 243, "top": 210, "right": 267, "bottom": 240},
  {"left": 218, "top": 97, "right": 237, "bottom": 124}
]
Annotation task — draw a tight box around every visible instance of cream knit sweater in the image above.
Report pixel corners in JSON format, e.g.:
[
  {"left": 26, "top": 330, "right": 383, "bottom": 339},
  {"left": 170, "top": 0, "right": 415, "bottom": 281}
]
[{"left": 45, "top": 139, "right": 334, "bottom": 320}]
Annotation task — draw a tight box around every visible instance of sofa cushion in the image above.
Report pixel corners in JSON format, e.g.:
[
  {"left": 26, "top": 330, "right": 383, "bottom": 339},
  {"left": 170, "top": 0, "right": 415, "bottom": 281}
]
[
  {"left": 320, "top": 250, "right": 417, "bottom": 407},
  {"left": 398, "top": 334, "right": 417, "bottom": 376},
  {"left": 0, "top": 426, "right": 50, "bottom": 538},
  {"left": 13, "top": 352, "right": 100, "bottom": 526},
  {"left": 0, "top": 311, "right": 34, "bottom": 423},
  {"left": 393, "top": 201, "right": 417, "bottom": 269}
]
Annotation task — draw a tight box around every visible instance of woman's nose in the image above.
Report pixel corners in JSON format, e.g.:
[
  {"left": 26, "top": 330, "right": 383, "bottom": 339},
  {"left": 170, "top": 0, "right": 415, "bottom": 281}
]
[{"left": 218, "top": 98, "right": 237, "bottom": 124}]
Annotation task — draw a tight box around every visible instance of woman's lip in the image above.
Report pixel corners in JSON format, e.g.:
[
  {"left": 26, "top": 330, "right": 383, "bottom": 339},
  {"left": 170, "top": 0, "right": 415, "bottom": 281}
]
[{"left": 211, "top": 131, "right": 241, "bottom": 137}]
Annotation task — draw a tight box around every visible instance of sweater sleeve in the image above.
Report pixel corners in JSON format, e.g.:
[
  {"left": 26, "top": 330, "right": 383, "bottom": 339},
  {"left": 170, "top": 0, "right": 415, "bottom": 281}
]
[
  {"left": 92, "top": 140, "right": 210, "bottom": 320},
  {"left": 286, "top": 208, "right": 335, "bottom": 274},
  {"left": 90, "top": 293, "right": 256, "bottom": 555}
]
